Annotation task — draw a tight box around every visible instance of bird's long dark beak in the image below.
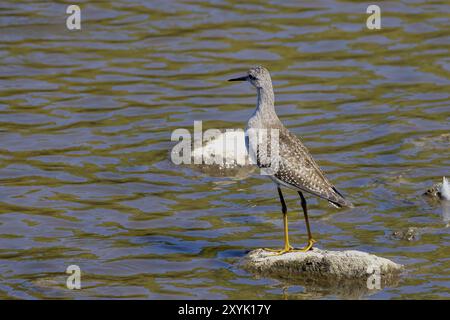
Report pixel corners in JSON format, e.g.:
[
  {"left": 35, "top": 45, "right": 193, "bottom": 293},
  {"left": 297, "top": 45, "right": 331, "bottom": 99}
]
[{"left": 228, "top": 75, "right": 248, "bottom": 82}]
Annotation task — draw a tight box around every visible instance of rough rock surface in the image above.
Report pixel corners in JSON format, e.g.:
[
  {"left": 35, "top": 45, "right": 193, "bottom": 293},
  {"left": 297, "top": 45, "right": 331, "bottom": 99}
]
[{"left": 240, "top": 248, "right": 403, "bottom": 297}]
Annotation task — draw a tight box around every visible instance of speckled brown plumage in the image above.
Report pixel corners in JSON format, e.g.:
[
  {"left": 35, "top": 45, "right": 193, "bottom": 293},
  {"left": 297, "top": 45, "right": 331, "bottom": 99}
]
[{"left": 272, "top": 124, "right": 353, "bottom": 208}]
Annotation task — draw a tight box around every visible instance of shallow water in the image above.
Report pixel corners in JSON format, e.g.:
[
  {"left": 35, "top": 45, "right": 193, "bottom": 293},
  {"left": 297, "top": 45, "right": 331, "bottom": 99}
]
[{"left": 0, "top": 0, "right": 449, "bottom": 299}]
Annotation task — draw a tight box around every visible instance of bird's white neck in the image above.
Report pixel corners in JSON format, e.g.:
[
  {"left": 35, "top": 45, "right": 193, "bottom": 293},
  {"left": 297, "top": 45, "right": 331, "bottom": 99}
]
[
  {"left": 247, "top": 85, "right": 279, "bottom": 129},
  {"left": 257, "top": 86, "right": 275, "bottom": 111}
]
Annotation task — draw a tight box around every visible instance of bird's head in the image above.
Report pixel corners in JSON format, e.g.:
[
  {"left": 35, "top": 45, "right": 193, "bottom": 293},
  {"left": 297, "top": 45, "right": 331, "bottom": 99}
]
[{"left": 228, "top": 66, "right": 272, "bottom": 89}]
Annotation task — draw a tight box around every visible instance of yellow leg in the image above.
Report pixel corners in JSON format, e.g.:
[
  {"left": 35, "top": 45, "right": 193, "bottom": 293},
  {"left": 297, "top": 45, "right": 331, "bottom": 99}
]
[
  {"left": 263, "top": 188, "right": 316, "bottom": 255},
  {"left": 264, "top": 213, "right": 315, "bottom": 254},
  {"left": 283, "top": 212, "right": 290, "bottom": 251},
  {"left": 298, "top": 191, "right": 316, "bottom": 252},
  {"left": 264, "top": 212, "right": 292, "bottom": 254}
]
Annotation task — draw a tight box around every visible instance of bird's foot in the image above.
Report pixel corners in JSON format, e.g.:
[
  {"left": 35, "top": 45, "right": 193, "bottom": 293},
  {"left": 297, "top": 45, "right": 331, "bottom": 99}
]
[
  {"left": 262, "top": 245, "right": 294, "bottom": 255},
  {"left": 299, "top": 238, "right": 316, "bottom": 252},
  {"left": 262, "top": 248, "right": 292, "bottom": 255},
  {"left": 263, "top": 239, "right": 316, "bottom": 255}
]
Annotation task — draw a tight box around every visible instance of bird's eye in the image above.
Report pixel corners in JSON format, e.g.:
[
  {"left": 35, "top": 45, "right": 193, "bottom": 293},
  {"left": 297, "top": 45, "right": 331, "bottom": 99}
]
[{"left": 249, "top": 75, "right": 257, "bottom": 80}]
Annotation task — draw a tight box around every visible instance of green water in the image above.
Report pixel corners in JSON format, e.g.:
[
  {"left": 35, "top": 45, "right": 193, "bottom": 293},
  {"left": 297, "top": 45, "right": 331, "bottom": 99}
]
[{"left": 0, "top": 0, "right": 448, "bottom": 299}]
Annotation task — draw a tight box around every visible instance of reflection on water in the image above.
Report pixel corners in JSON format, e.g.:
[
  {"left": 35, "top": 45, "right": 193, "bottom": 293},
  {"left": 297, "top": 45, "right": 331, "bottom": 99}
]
[
  {"left": 0, "top": 0, "right": 449, "bottom": 299},
  {"left": 442, "top": 202, "right": 450, "bottom": 227}
]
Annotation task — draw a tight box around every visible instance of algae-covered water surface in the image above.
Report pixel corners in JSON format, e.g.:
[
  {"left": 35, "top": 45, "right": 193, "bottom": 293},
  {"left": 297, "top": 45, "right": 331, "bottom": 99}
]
[{"left": 0, "top": 1, "right": 448, "bottom": 299}]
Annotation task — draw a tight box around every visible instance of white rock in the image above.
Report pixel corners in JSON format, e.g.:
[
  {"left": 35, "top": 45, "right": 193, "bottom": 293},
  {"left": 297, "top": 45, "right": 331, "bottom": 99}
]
[{"left": 241, "top": 248, "right": 403, "bottom": 285}]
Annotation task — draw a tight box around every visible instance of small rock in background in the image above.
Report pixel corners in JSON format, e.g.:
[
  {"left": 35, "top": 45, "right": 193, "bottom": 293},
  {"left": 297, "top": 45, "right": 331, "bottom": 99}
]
[
  {"left": 424, "top": 183, "right": 442, "bottom": 200},
  {"left": 412, "top": 133, "right": 450, "bottom": 148},
  {"left": 390, "top": 227, "right": 419, "bottom": 241},
  {"left": 423, "top": 177, "right": 450, "bottom": 226},
  {"left": 423, "top": 176, "right": 450, "bottom": 201}
]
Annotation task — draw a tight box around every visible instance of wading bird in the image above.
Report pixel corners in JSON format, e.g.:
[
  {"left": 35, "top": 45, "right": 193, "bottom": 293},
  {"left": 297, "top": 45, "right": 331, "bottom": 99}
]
[{"left": 228, "top": 66, "right": 353, "bottom": 254}]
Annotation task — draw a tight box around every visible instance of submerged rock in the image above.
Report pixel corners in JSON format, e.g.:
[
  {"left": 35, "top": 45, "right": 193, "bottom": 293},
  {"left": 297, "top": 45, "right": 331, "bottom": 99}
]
[
  {"left": 423, "top": 177, "right": 450, "bottom": 226},
  {"left": 240, "top": 248, "right": 403, "bottom": 298},
  {"left": 412, "top": 133, "right": 450, "bottom": 149},
  {"left": 423, "top": 177, "right": 450, "bottom": 201},
  {"left": 424, "top": 183, "right": 441, "bottom": 200},
  {"left": 390, "top": 227, "right": 419, "bottom": 241}
]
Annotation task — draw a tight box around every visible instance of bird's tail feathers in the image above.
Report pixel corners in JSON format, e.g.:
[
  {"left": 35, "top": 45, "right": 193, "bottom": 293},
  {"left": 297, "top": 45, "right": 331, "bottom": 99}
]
[
  {"left": 328, "top": 198, "right": 354, "bottom": 208},
  {"left": 329, "top": 187, "right": 354, "bottom": 208}
]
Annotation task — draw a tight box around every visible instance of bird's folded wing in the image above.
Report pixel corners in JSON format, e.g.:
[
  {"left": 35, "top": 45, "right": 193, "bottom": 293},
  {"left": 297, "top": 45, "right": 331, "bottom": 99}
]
[{"left": 274, "top": 129, "right": 349, "bottom": 206}]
